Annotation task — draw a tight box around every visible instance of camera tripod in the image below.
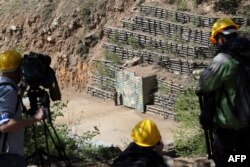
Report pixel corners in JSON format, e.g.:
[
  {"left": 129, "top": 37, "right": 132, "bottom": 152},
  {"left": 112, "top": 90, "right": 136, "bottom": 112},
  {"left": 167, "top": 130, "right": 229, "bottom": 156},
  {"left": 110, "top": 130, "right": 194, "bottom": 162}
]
[{"left": 25, "top": 87, "right": 71, "bottom": 167}]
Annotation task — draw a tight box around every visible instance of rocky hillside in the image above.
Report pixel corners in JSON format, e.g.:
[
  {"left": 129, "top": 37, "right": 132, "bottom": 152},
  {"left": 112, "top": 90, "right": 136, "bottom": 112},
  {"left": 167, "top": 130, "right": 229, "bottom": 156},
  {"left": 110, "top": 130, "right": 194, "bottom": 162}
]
[
  {"left": 0, "top": 0, "right": 141, "bottom": 90},
  {"left": 1, "top": 0, "right": 249, "bottom": 91},
  {"left": 1, "top": 0, "right": 250, "bottom": 166}
]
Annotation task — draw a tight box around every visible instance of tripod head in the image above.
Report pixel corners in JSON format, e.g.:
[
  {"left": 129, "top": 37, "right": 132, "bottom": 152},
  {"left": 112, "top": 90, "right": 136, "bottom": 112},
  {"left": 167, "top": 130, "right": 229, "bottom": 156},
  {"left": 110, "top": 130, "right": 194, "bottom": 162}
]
[
  {"left": 25, "top": 85, "right": 71, "bottom": 167},
  {"left": 27, "top": 86, "right": 52, "bottom": 124}
]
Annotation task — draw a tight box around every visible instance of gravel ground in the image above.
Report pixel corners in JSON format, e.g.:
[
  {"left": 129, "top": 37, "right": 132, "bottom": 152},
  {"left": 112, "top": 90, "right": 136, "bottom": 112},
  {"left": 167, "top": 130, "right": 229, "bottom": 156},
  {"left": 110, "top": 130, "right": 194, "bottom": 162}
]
[{"left": 56, "top": 88, "right": 178, "bottom": 150}]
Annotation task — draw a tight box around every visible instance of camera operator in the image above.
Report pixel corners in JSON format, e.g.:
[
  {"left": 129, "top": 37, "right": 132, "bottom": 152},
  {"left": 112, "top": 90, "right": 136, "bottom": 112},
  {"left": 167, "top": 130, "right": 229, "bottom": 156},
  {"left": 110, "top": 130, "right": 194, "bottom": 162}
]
[{"left": 0, "top": 50, "right": 45, "bottom": 167}]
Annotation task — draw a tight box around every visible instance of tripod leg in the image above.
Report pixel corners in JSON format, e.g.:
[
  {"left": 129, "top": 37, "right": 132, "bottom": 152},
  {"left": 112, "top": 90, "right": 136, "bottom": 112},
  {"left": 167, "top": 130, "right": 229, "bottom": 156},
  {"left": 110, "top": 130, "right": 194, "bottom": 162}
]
[
  {"left": 25, "top": 124, "right": 45, "bottom": 167},
  {"left": 204, "top": 129, "right": 212, "bottom": 159},
  {"left": 43, "top": 120, "right": 51, "bottom": 167},
  {"left": 208, "top": 129, "right": 214, "bottom": 159},
  {"left": 44, "top": 122, "right": 72, "bottom": 167}
]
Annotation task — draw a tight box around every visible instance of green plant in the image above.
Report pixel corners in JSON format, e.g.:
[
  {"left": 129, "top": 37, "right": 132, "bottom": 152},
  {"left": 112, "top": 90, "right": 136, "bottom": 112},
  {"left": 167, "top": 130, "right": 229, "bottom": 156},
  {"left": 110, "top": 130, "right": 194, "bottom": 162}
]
[
  {"left": 243, "top": 6, "right": 250, "bottom": 17},
  {"left": 127, "top": 35, "right": 137, "bottom": 48},
  {"left": 174, "top": 88, "right": 206, "bottom": 157},
  {"left": 24, "top": 101, "right": 67, "bottom": 153},
  {"left": 24, "top": 101, "right": 119, "bottom": 165},
  {"left": 80, "top": 0, "right": 95, "bottom": 23},
  {"left": 94, "top": 61, "right": 109, "bottom": 77},
  {"left": 176, "top": 0, "right": 189, "bottom": 11},
  {"left": 171, "top": 31, "right": 181, "bottom": 42},
  {"left": 158, "top": 83, "right": 169, "bottom": 95},
  {"left": 215, "top": 0, "right": 241, "bottom": 14},
  {"left": 69, "top": 126, "right": 100, "bottom": 159},
  {"left": 78, "top": 44, "right": 89, "bottom": 60},
  {"left": 175, "top": 129, "right": 206, "bottom": 157},
  {"left": 171, "top": 14, "right": 177, "bottom": 23},
  {"left": 192, "top": 15, "right": 201, "bottom": 27},
  {"left": 105, "top": 51, "right": 121, "bottom": 65},
  {"left": 123, "top": 21, "right": 129, "bottom": 29},
  {"left": 192, "top": 0, "right": 198, "bottom": 8},
  {"left": 81, "top": 10, "right": 90, "bottom": 23},
  {"left": 78, "top": 145, "right": 120, "bottom": 163},
  {"left": 109, "top": 31, "right": 120, "bottom": 44}
]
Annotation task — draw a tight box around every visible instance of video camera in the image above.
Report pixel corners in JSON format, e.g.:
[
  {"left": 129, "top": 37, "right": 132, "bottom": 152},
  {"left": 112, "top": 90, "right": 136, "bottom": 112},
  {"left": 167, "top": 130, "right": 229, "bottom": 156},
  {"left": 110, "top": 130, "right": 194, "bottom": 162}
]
[
  {"left": 21, "top": 53, "right": 72, "bottom": 166},
  {"left": 20, "top": 52, "right": 61, "bottom": 122}
]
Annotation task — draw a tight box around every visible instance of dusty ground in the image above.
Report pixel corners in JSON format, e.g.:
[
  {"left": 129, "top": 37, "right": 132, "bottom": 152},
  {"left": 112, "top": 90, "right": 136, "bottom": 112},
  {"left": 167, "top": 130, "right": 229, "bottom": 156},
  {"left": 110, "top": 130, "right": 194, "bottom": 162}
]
[{"left": 56, "top": 88, "right": 178, "bottom": 150}]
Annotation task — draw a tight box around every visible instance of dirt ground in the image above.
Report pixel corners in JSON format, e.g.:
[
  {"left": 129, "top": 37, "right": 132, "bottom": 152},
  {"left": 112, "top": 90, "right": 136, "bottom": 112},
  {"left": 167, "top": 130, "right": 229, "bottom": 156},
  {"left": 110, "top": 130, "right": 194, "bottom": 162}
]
[{"left": 56, "top": 88, "right": 179, "bottom": 150}]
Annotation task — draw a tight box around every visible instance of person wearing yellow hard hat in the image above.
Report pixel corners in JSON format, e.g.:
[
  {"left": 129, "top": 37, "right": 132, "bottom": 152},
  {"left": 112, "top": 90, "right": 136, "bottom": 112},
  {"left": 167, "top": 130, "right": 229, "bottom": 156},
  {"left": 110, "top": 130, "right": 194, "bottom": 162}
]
[
  {"left": 0, "top": 50, "right": 45, "bottom": 167},
  {"left": 112, "top": 119, "right": 168, "bottom": 167},
  {"left": 199, "top": 18, "right": 250, "bottom": 167},
  {"left": 209, "top": 18, "right": 240, "bottom": 45}
]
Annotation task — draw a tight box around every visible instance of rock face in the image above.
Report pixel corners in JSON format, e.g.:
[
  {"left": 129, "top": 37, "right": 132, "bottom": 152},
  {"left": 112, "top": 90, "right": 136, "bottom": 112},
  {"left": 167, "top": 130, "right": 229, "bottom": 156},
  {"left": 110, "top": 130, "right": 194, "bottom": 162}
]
[
  {"left": 0, "top": 0, "right": 245, "bottom": 89},
  {"left": 0, "top": 0, "right": 141, "bottom": 89}
]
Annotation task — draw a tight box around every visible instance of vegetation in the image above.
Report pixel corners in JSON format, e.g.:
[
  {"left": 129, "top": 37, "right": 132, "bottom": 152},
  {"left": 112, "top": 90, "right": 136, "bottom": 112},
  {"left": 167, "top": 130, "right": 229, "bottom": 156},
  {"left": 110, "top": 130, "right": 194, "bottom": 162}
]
[
  {"left": 171, "top": 0, "right": 243, "bottom": 13},
  {"left": 171, "top": 31, "right": 182, "bottom": 43},
  {"left": 127, "top": 35, "right": 137, "bottom": 49},
  {"left": 174, "top": 89, "right": 206, "bottom": 157},
  {"left": 243, "top": 6, "right": 250, "bottom": 17},
  {"left": 158, "top": 83, "right": 169, "bottom": 95},
  {"left": 105, "top": 51, "right": 121, "bottom": 65},
  {"left": 175, "top": 0, "right": 189, "bottom": 11},
  {"left": 165, "top": 0, "right": 198, "bottom": 11},
  {"left": 24, "top": 101, "right": 119, "bottom": 165},
  {"left": 80, "top": 0, "right": 96, "bottom": 23},
  {"left": 215, "top": 0, "right": 241, "bottom": 14},
  {"left": 78, "top": 44, "right": 90, "bottom": 60},
  {"left": 109, "top": 31, "right": 120, "bottom": 44},
  {"left": 93, "top": 61, "right": 109, "bottom": 77}
]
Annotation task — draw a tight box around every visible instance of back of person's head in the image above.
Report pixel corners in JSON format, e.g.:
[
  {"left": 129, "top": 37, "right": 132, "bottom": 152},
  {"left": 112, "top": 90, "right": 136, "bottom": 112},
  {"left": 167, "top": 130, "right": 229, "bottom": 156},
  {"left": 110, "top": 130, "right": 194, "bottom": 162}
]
[
  {"left": 131, "top": 119, "right": 161, "bottom": 147},
  {"left": 0, "top": 50, "right": 22, "bottom": 75},
  {"left": 210, "top": 18, "right": 240, "bottom": 45},
  {"left": 222, "top": 37, "right": 250, "bottom": 61}
]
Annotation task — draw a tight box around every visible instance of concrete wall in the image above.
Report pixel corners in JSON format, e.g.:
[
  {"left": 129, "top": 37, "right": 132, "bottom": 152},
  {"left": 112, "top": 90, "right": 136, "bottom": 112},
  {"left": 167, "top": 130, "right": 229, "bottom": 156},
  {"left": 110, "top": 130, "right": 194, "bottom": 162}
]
[{"left": 116, "top": 70, "right": 156, "bottom": 112}]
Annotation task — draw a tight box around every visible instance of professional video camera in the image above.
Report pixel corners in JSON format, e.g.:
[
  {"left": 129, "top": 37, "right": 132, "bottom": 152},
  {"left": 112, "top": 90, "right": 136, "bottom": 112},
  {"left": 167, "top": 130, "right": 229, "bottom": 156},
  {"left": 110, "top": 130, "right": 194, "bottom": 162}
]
[
  {"left": 20, "top": 52, "right": 71, "bottom": 167},
  {"left": 20, "top": 52, "right": 61, "bottom": 120}
]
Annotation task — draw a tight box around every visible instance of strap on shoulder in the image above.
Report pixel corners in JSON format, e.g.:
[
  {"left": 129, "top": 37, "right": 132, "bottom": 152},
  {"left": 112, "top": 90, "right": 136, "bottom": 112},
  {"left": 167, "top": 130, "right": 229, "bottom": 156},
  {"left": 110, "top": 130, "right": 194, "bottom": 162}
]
[
  {"left": 0, "top": 82, "right": 20, "bottom": 153},
  {"left": 0, "top": 82, "right": 18, "bottom": 92}
]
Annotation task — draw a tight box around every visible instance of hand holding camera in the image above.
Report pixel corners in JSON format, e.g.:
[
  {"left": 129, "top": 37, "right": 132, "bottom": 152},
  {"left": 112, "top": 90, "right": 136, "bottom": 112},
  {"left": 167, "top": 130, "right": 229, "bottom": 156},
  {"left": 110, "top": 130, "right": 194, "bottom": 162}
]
[{"left": 32, "top": 107, "right": 46, "bottom": 122}]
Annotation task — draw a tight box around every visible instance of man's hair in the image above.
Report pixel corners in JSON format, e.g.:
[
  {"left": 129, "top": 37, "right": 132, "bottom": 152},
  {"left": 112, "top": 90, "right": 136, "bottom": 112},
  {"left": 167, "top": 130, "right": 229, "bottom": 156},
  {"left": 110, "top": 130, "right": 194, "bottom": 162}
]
[
  {"left": 215, "top": 25, "right": 238, "bottom": 42},
  {"left": 216, "top": 32, "right": 238, "bottom": 42}
]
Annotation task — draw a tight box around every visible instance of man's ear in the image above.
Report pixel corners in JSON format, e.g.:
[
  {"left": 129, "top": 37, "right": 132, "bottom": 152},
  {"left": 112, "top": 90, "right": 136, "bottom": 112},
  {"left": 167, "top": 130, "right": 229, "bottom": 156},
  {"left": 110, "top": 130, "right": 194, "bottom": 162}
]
[
  {"left": 217, "top": 36, "right": 223, "bottom": 45},
  {"left": 217, "top": 34, "right": 227, "bottom": 47},
  {"left": 220, "top": 37, "right": 225, "bottom": 44}
]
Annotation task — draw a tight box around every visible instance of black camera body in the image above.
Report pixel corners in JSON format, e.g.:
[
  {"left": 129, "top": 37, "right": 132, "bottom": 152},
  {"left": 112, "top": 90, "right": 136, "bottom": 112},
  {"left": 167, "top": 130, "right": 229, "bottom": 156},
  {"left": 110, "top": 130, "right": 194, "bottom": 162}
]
[
  {"left": 21, "top": 54, "right": 71, "bottom": 167},
  {"left": 21, "top": 52, "right": 61, "bottom": 121},
  {"left": 21, "top": 52, "right": 61, "bottom": 101}
]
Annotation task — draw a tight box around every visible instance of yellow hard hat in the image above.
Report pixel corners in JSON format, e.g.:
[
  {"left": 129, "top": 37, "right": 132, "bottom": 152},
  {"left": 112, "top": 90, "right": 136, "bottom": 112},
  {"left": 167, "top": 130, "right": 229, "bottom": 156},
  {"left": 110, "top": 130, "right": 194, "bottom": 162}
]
[
  {"left": 131, "top": 119, "right": 161, "bottom": 147},
  {"left": 0, "top": 50, "right": 22, "bottom": 72},
  {"left": 210, "top": 18, "right": 240, "bottom": 44}
]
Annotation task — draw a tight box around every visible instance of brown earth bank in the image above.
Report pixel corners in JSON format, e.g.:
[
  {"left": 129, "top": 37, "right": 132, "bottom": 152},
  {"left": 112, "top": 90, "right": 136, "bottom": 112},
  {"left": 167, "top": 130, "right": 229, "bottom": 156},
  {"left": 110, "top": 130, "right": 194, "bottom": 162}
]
[{"left": 0, "top": 0, "right": 248, "bottom": 90}]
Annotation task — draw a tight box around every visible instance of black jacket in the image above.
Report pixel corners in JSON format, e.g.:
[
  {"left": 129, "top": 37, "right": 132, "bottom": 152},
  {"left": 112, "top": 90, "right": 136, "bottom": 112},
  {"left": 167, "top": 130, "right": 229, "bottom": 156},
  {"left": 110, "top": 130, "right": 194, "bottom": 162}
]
[{"left": 112, "top": 142, "right": 168, "bottom": 167}]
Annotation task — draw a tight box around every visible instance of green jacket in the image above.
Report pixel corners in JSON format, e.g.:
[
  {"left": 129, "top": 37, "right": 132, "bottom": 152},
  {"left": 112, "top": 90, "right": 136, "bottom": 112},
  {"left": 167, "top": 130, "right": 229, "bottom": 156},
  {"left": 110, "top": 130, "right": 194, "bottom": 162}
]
[{"left": 199, "top": 52, "right": 249, "bottom": 129}]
